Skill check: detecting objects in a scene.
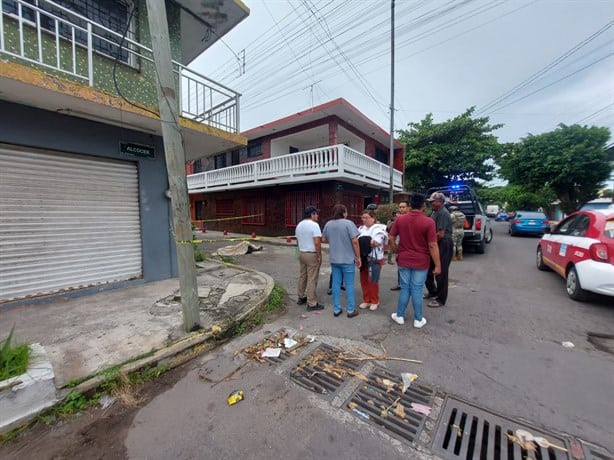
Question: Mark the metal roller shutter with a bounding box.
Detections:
[0,145,143,303]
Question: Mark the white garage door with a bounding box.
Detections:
[0,145,143,303]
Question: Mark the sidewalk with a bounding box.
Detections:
[0,233,276,430]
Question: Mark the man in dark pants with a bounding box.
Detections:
[424,192,453,307]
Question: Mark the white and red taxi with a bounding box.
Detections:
[536,209,614,301]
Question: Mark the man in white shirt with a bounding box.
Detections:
[295,206,324,311]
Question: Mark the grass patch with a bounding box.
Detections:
[219,255,236,264]
[0,327,30,382]
[231,283,286,336]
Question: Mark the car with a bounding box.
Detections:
[509,211,550,236]
[536,209,614,301]
[580,198,614,212]
[495,210,509,221]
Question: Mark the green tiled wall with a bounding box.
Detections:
[1,0,182,108]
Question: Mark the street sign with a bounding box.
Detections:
[120,142,155,159]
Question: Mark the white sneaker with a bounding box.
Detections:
[369,303,379,311]
[414,318,427,328]
[391,313,405,325]
[359,303,370,309]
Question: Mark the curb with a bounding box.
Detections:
[66,267,275,397]
[4,265,275,434]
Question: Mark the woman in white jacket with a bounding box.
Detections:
[357,209,388,311]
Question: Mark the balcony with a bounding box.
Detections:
[187,145,404,193]
[0,0,246,158]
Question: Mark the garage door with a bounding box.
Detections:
[0,145,143,303]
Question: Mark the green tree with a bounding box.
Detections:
[477,185,554,212]
[500,124,611,214]
[398,107,503,190]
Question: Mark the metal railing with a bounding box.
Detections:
[187,145,404,192]
[0,0,240,133]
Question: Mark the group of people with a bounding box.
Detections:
[295,191,459,327]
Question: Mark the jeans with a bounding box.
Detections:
[331,263,356,314]
[396,267,428,321]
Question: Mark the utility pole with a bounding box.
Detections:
[388,0,396,203]
[145,0,200,331]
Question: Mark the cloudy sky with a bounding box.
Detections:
[191,0,613,145]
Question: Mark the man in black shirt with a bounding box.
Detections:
[424,192,453,307]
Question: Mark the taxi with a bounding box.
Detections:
[536,209,614,301]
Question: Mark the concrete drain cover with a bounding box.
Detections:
[344,366,435,444]
[290,343,361,396]
[432,397,570,460]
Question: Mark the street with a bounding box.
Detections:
[2,221,613,459]
[127,222,614,457]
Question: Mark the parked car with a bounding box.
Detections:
[509,211,550,236]
[495,210,509,221]
[536,209,614,300]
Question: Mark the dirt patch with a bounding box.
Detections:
[0,360,196,460]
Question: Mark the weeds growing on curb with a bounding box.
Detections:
[231,283,286,336]
[0,326,30,382]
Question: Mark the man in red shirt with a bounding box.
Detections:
[389,194,441,328]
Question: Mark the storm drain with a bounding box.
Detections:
[432,397,570,460]
[579,441,614,460]
[290,343,361,395]
[241,330,299,364]
[344,366,436,444]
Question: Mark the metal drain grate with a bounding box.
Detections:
[432,397,570,460]
[345,366,435,444]
[580,441,614,460]
[242,331,300,364]
[290,343,361,395]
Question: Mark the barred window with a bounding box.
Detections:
[215,199,234,217]
[242,196,265,225]
[285,191,319,227]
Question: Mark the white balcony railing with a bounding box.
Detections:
[187,145,404,192]
[0,0,240,133]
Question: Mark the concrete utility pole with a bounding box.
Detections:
[389,0,396,203]
[145,0,200,331]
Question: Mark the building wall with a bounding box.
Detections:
[190,181,377,236]
[0,0,181,108]
[0,100,177,294]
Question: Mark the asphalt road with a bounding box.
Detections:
[124,222,614,458]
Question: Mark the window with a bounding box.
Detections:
[242,195,265,225]
[214,153,227,169]
[285,191,319,227]
[247,143,262,158]
[375,147,388,164]
[193,159,203,173]
[215,199,234,217]
[289,146,299,154]
[231,149,240,165]
[2,0,136,63]
[344,192,363,225]
[194,200,204,221]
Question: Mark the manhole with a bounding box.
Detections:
[344,366,435,444]
[432,397,570,460]
[290,343,362,395]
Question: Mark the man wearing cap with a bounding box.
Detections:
[424,192,454,308]
[449,205,466,261]
[295,206,324,311]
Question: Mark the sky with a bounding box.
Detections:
[190,0,614,148]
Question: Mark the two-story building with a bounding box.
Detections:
[0,0,249,304]
[187,98,405,236]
